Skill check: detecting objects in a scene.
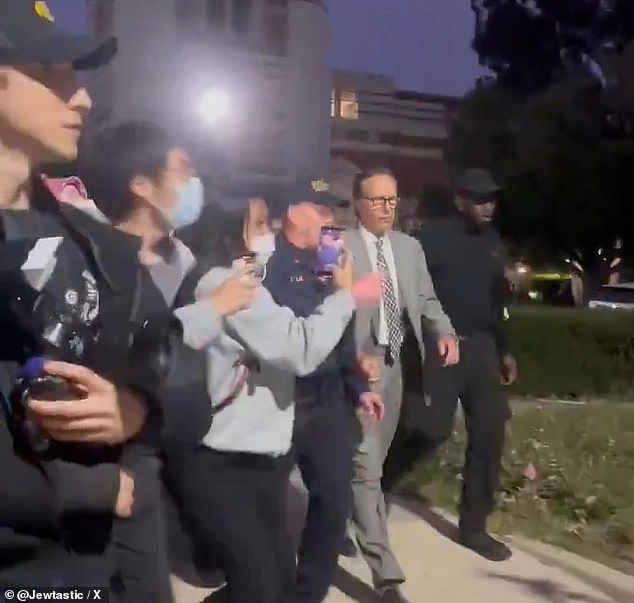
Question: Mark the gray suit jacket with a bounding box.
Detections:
[344,228,455,366]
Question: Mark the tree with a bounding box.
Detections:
[471,0,634,93]
[501,78,634,298]
[447,75,634,300]
[445,81,520,170]
[447,1,634,299]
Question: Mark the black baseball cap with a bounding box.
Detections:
[455,168,502,199]
[0,0,117,70]
[287,176,344,208]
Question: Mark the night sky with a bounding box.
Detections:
[48,0,483,96]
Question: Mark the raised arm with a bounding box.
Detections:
[225,285,356,377]
[174,269,256,351]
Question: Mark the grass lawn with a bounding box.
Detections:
[400,403,634,575]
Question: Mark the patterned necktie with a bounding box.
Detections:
[376,238,403,360]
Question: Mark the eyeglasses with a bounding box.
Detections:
[363,196,400,210]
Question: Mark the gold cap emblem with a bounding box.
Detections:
[310,179,329,193]
[34,1,55,23]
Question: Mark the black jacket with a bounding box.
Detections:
[0,181,177,586]
[263,235,367,406]
[418,216,509,356]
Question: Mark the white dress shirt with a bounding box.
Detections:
[359,225,400,346]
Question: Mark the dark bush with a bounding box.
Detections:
[508,307,634,400]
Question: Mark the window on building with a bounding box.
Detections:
[232,0,251,34]
[263,12,288,56]
[378,132,400,146]
[176,0,195,26]
[345,129,369,142]
[206,0,227,31]
[330,90,337,118]
[378,132,438,149]
[339,91,359,120]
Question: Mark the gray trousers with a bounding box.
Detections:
[350,348,405,589]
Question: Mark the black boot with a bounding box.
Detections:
[339,535,358,558]
[459,530,512,562]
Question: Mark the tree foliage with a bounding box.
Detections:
[448,1,634,293]
[471,0,634,93]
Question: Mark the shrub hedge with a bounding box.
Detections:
[507,306,634,400]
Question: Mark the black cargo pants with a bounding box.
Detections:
[383,332,510,533]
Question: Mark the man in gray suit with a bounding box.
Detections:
[344,167,459,603]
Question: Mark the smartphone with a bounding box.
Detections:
[26,376,82,401]
[316,226,345,277]
[16,375,83,454]
[236,252,266,281]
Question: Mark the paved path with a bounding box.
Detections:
[169,480,618,603]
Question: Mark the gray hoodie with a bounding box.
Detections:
[174,267,356,456]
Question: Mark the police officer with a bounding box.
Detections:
[383,169,518,562]
[264,179,384,603]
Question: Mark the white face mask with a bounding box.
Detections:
[249,231,276,264]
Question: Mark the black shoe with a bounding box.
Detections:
[459,531,513,562]
[377,586,409,602]
[339,536,358,558]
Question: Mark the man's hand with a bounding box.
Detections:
[356,353,381,383]
[28,361,147,445]
[209,272,256,317]
[358,392,384,422]
[500,353,518,385]
[437,335,460,367]
[114,469,134,519]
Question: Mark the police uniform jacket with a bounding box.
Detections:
[264,235,367,406]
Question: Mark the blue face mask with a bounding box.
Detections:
[166,176,204,230]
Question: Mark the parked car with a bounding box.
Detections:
[588,283,634,310]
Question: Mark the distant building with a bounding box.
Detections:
[86,0,331,202]
[329,70,460,201]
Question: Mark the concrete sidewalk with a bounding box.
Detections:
[170,493,622,603]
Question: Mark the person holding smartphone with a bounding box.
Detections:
[165,201,382,603]
[78,122,259,602]
[263,178,384,603]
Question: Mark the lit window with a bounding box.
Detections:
[339,91,359,120]
[330,90,337,118]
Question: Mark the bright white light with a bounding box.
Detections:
[517,264,529,275]
[199,88,230,124]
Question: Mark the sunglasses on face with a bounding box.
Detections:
[459,192,497,206]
